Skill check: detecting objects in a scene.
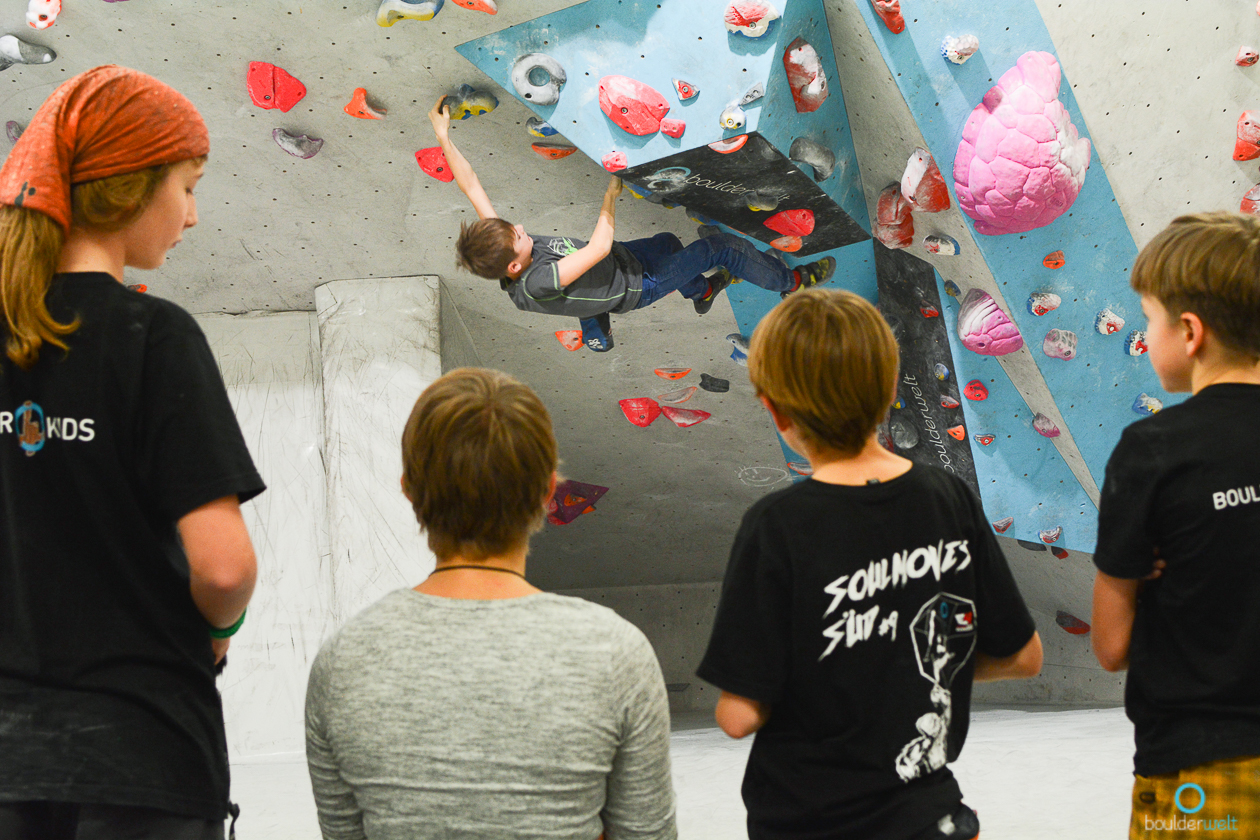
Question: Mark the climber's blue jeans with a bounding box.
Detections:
[623,232,796,309]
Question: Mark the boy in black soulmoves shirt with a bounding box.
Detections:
[1092,212,1260,837]
[698,289,1043,840]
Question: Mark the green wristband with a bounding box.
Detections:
[208,609,246,639]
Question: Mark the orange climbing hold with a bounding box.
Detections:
[532,142,578,160]
[708,135,748,154]
[345,87,386,120]
[770,235,802,252]
[654,367,691,380]
[555,330,583,351]
[947,425,965,440]
[1042,250,1065,269]
[451,0,497,12]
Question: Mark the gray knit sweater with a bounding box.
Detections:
[305,589,677,840]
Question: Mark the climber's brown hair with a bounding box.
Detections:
[455,217,517,279]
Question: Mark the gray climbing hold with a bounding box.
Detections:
[788,136,835,181]
[737,82,765,106]
[745,190,779,212]
[511,53,566,105]
[5,121,22,145]
[0,35,55,71]
[727,333,750,353]
[700,373,730,393]
[272,128,323,159]
[888,415,919,449]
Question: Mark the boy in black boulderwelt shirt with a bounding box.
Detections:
[698,289,1044,840]
[1092,212,1260,838]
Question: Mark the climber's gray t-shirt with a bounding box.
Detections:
[502,234,643,318]
[305,589,677,840]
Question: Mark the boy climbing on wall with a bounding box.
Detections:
[427,97,834,351]
[697,289,1044,840]
[1091,212,1260,838]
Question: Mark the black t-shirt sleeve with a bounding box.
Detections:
[1094,425,1159,579]
[138,304,265,521]
[697,501,793,703]
[961,482,1036,658]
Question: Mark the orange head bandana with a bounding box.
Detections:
[0,64,209,234]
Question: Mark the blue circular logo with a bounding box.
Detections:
[14,400,45,456]
[1174,783,1205,814]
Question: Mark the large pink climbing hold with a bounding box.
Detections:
[619,398,661,428]
[875,184,914,249]
[602,152,627,173]
[783,37,829,113]
[599,75,670,136]
[661,406,711,428]
[660,118,685,139]
[1242,184,1260,215]
[1235,111,1260,160]
[958,289,1024,356]
[247,62,307,113]
[901,148,950,212]
[764,209,814,237]
[869,0,905,34]
[953,51,1091,235]
[415,147,454,182]
[724,1,779,37]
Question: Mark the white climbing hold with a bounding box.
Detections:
[511,53,567,106]
[941,34,979,65]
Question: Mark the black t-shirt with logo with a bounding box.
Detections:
[1095,383,1260,777]
[698,464,1035,840]
[0,273,264,820]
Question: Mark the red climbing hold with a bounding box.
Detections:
[1043,250,1065,269]
[547,479,608,525]
[654,367,691,380]
[709,135,748,154]
[619,398,661,427]
[992,516,1013,533]
[451,0,497,12]
[764,208,814,237]
[598,75,670,136]
[602,151,628,172]
[783,37,829,113]
[415,147,454,182]
[1237,46,1259,67]
[770,235,802,252]
[875,183,914,249]
[247,62,307,112]
[1235,111,1260,160]
[973,434,995,446]
[555,330,582,351]
[946,425,965,441]
[1039,525,1063,544]
[660,118,686,139]
[661,406,711,427]
[963,380,989,400]
[870,0,906,34]
[941,395,960,409]
[1055,611,1090,635]
[1242,184,1260,216]
[1051,547,1069,559]
[532,142,578,160]
[345,87,386,120]
[919,303,940,318]
[901,148,950,212]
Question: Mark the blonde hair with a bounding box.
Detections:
[0,160,197,369]
[1131,212,1260,360]
[455,217,517,279]
[402,368,558,561]
[749,289,900,457]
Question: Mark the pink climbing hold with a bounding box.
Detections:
[619,398,661,428]
[1055,611,1090,635]
[875,184,914,249]
[1042,328,1077,360]
[602,152,628,173]
[1237,46,1259,67]
[770,235,802,252]
[1242,184,1260,215]
[661,406,711,428]
[901,148,950,212]
[1032,413,1060,438]
[954,51,1091,236]
[599,75,670,136]
[415,147,454,182]
[764,209,814,237]
[964,380,989,400]
[724,0,780,37]
[869,0,905,34]
[1234,111,1260,160]
[660,118,686,139]
[783,37,829,113]
[247,62,307,113]
[958,289,1024,356]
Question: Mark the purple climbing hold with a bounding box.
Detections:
[5,121,22,145]
[272,128,323,159]
[958,289,1024,356]
[547,479,608,525]
[1032,413,1060,438]
[1042,328,1077,361]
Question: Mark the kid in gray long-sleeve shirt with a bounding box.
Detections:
[306,589,676,840]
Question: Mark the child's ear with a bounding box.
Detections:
[758,395,793,434]
[1180,311,1207,357]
